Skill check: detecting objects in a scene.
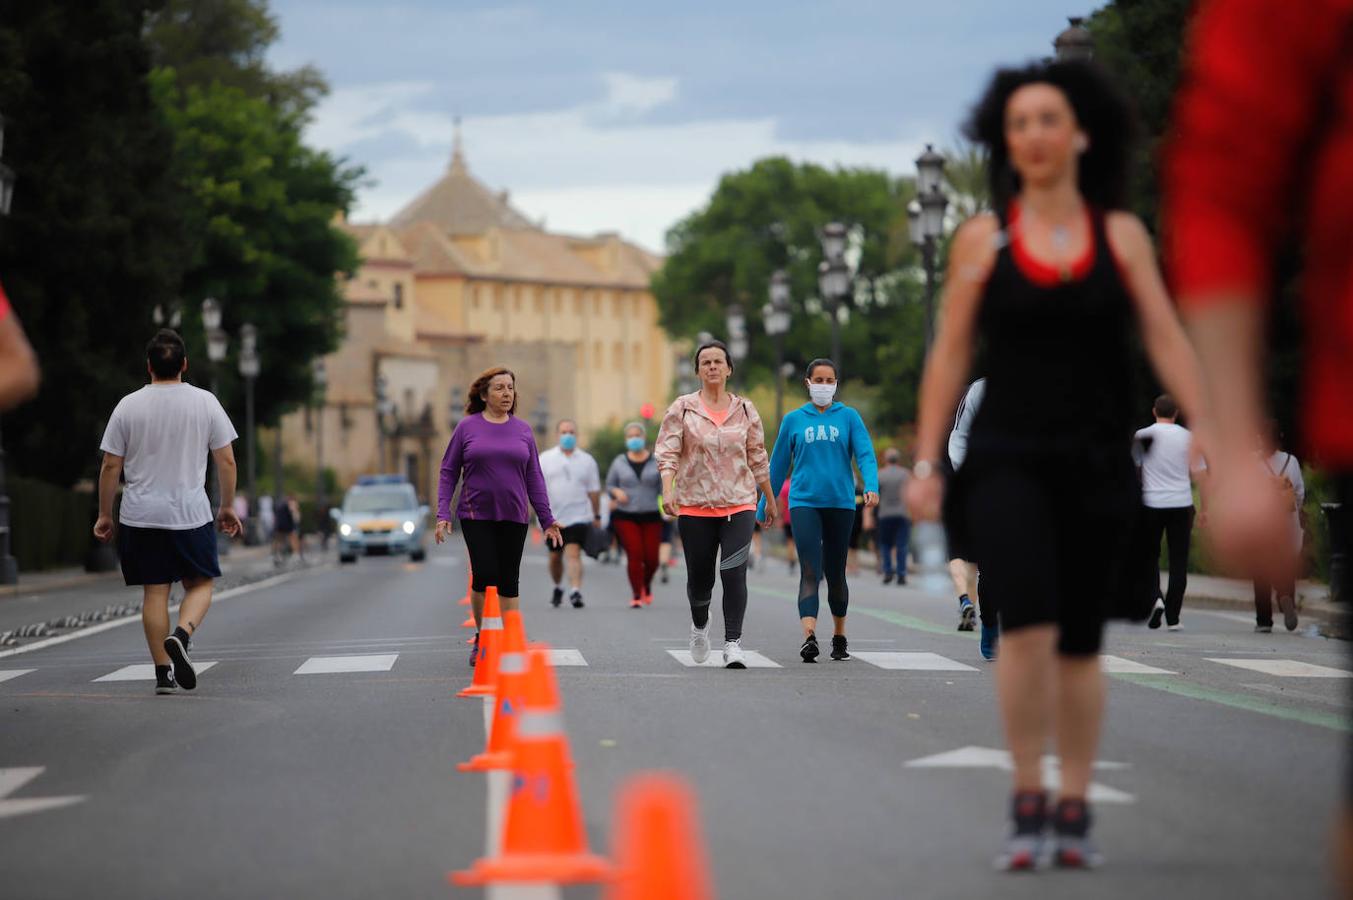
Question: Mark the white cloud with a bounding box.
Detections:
[306,76,935,253]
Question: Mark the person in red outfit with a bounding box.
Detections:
[0,281,40,411]
[1163,0,1353,890]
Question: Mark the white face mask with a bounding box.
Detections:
[808,383,837,407]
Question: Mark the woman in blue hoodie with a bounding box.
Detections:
[759,359,879,662]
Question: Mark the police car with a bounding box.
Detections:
[331,475,429,564]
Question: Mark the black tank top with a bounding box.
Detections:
[967,204,1136,457]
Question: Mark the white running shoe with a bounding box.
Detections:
[723,639,746,669]
[690,622,712,664]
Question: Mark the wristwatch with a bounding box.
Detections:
[913,459,938,481]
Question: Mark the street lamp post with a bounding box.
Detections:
[0,114,16,583]
[911,145,950,354]
[239,324,260,545]
[763,270,792,429]
[312,358,327,546]
[818,222,851,363]
[201,298,230,556]
[725,304,748,388]
[532,395,550,444]
[374,374,392,472]
[1054,16,1095,62]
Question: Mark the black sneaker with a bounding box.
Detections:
[1052,798,1103,869]
[883,572,895,585]
[469,632,479,668]
[1147,597,1166,630]
[155,667,177,695]
[958,597,976,632]
[163,634,197,690]
[830,635,851,660]
[551,587,564,608]
[1278,594,1299,631]
[570,590,585,609]
[659,566,669,584]
[800,634,820,663]
[996,791,1047,872]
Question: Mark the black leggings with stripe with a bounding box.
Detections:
[678,511,756,642]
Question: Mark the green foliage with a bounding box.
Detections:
[0,2,190,486]
[152,69,362,429]
[11,476,91,571]
[652,157,929,432]
[586,422,630,473]
[144,0,328,117]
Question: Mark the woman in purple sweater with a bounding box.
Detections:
[436,367,560,662]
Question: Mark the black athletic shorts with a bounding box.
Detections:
[552,523,590,550]
[118,522,221,586]
[461,519,528,596]
[956,448,1137,656]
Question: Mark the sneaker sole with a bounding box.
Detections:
[958,606,976,632]
[163,636,197,691]
[1148,605,1165,629]
[155,685,177,695]
[725,661,746,669]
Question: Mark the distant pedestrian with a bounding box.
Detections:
[606,421,663,608]
[946,378,998,660]
[272,492,299,564]
[257,494,275,542]
[762,358,878,663]
[540,419,601,608]
[435,367,561,666]
[656,339,775,669]
[93,329,241,695]
[1135,394,1207,631]
[1253,423,1305,633]
[908,61,1207,869]
[876,449,912,586]
[0,279,40,411]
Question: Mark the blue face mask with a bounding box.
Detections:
[559,434,577,451]
[625,436,645,452]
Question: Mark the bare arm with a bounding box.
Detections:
[907,215,998,521]
[0,315,40,412]
[212,444,238,510]
[97,453,123,521]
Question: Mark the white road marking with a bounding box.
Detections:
[0,569,312,661]
[549,649,588,667]
[93,662,218,682]
[293,654,398,675]
[429,555,462,567]
[1101,655,1177,675]
[1205,658,1352,678]
[0,669,35,684]
[906,746,1135,804]
[667,649,781,668]
[0,768,86,820]
[853,651,978,672]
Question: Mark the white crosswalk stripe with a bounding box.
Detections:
[667,649,781,668]
[549,649,588,667]
[1205,658,1352,678]
[294,654,399,675]
[0,669,35,684]
[94,663,218,682]
[853,651,978,672]
[1101,655,1177,675]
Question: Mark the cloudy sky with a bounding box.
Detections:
[269,1,1094,252]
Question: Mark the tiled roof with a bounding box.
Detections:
[388,151,538,235]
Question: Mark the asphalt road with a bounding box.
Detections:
[0,540,1345,899]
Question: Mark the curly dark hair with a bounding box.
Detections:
[964,59,1136,212]
[466,366,517,415]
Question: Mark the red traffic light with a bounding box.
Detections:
[640,402,655,420]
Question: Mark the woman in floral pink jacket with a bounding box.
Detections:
[656,339,776,669]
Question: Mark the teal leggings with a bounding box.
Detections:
[790,506,855,620]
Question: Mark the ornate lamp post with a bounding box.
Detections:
[200,297,229,555]
[239,324,260,545]
[311,358,326,543]
[763,270,792,429]
[726,304,748,388]
[531,394,550,444]
[1054,16,1095,62]
[911,145,950,354]
[817,222,851,363]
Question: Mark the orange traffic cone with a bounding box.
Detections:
[459,587,503,698]
[452,647,611,886]
[461,612,476,629]
[459,566,472,607]
[459,612,530,771]
[604,775,714,900]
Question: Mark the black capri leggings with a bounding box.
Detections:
[678,511,756,642]
[460,519,529,597]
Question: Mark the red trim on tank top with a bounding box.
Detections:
[1007,201,1096,287]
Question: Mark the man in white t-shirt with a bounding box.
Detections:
[93,329,241,694]
[539,419,600,608]
[1135,394,1206,630]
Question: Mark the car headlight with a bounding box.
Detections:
[339,523,352,537]
[402,521,416,535]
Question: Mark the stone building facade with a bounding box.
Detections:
[279,135,674,503]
